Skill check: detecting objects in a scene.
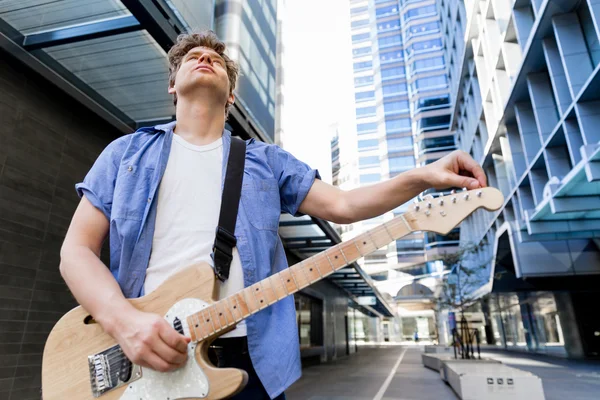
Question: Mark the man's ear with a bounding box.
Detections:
[228,93,235,106]
[168,85,176,95]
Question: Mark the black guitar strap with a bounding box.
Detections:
[213,137,246,282]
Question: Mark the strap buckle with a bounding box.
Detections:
[212,226,237,282]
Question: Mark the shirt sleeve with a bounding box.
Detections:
[269,145,321,217]
[75,136,130,220]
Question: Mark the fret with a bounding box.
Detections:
[352,238,365,257]
[208,307,223,331]
[187,314,200,341]
[269,275,286,300]
[298,263,314,284]
[366,229,385,249]
[304,261,321,282]
[324,253,336,272]
[326,248,345,269]
[201,309,217,335]
[251,283,268,309]
[262,279,278,304]
[313,260,323,279]
[221,299,235,325]
[399,214,413,233]
[243,288,259,313]
[382,222,395,242]
[356,234,377,254]
[291,265,309,288]
[276,272,291,297]
[226,297,242,323]
[340,241,361,261]
[234,292,250,317]
[280,268,300,295]
[214,303,228,328]
[196,314,209,339]
[338,246,349,264]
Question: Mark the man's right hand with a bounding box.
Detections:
[106,308,191,372]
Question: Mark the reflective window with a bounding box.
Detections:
[385,118,411,132]
[376,5,399,18]
[384,100,410,113]
[378,35,402,48]
[413,75,448,90]
[360,173,381,183]
[382,83,408,96]
[377,20,401,31]
[410,38,443,53]
[407,21,440,37]
[413,56,445,72]
[351,19,369,28]
[358,139,379,150]
[387,136,413,151]
[351,6,369,15]
[352,32,371,43]
[354,60,373,71]
[295,293,323,348]
[356,106,377,117]
[354,75,375,86]
[418,114,451,131]
[353,46,372,57]
[357,122,378,133]
[404,5,436,21]
[381,66,406,79]
[416,94,450,109]
[359,156,380,168]
[355,90,375,101]
[389,156,415,172]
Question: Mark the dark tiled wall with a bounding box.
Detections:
[0,50,119,400]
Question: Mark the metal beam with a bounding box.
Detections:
[550,195,600,213]
[23,15,142,50]
[585,160,600,182]
[279,220,315,227]
[120,0,182,52]
[526,219,600,235]
[0,18,134,133]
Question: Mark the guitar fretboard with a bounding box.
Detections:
[185,212,415,342]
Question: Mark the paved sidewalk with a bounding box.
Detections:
[286,345,457,400]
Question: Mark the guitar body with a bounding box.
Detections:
[41,263,248,400]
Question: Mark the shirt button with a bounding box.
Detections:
[147,197,152,203]
[127,166,133,172]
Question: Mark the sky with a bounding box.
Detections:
[281,0,356,184]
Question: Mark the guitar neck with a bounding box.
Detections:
[185,213,415,342]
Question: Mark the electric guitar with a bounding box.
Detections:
[41,187,504,399]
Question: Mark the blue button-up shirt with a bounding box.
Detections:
[75,121,320,398]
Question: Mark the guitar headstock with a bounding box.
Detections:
[406,187,504,234]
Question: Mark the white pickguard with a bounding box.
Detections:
[121,298,210,400]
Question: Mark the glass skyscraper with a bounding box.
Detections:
[342,0,458,302]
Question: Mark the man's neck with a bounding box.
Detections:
[173,100,226,146]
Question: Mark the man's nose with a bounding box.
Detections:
[198,53,212,64]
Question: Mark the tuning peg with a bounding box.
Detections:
[462,187,467,191]
[439,199,444,206]
[450,189,456,194]
[414,204,420,211]
[425,210,431,216]
[427,202,432,208]
[477,191,482,197]
[464,193,470,200]
[452,197,457,203]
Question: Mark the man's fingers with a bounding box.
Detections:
[144,350,180,372]
[159,322,190,354]
[457,152,487,188]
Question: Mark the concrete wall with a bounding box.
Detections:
[0,50,118,400]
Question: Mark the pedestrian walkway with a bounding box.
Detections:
[286,345,457,400]
[287,345,600,400]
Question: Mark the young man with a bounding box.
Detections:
[59,31,487,399]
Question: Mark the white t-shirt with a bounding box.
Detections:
[144,133,246,337]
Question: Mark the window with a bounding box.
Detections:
[353,60,373,71]
[357,122,378,133]
[351,6,368,15]
[351,19,369,29]
[413,75,448,91]
[421,136,455,150]
[389,156,415,172]
[356,106,377,117]
[416,94,450,110]
[295,293,323,348]
[413,56,445,72]
[354,75,374,86]
[381,66,405,79]
[378,35,402,48]
[378,20,400,31]
[418,115,451,132]
[352,32,370,43]
[384,100,409,113]
[404,5,436,21]
[385,118,411,132]
[410,38,442,53]
[376,5,399,17]
[359,156,380,168]
[353,46,371,57]
[358,139,379,150]
[380,50,403,63]
[382,83,407,96]
[355,90,375,101]
[407,21,440,37]
[360,173,381,184]
[387,136,413,151]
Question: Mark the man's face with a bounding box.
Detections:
[168,46,234,107]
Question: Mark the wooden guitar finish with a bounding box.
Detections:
[41,187,504,400]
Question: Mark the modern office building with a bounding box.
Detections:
[0,1,394,398]
[346,0,459,340]
[439,0,600,358]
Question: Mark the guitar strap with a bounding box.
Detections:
[212,136,246,282]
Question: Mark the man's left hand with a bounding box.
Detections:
[422,150,487,190]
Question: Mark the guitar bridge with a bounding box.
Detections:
[88,345,142,397]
